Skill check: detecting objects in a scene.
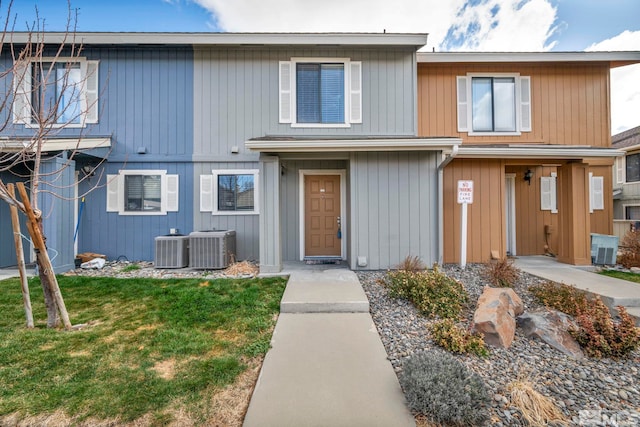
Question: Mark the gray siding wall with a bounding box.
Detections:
[193,46,417,161]
[279,159,348,261]
[193,162,260,261]
[349,151,439,270]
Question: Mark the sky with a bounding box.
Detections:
[5,0,639,133]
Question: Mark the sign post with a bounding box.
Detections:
[457,180,473,269]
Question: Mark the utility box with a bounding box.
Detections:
[189,230,236,269]
[590,233,619,265]
[155,235,189,268]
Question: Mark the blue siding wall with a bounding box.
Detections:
[0,168,30,268]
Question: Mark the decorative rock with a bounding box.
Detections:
[517,310,585,359]
[473,287,524,348]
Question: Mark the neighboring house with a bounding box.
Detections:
[612,126,640,220]
[1,33,638,273]
[417,52,640,265]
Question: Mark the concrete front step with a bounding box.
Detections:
[279,269,370,313]
[625,306,640,326]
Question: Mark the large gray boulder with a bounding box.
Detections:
[473,287,524,348]
[517,310,584,359]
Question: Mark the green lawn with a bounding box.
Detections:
[0,274,287,424]
[599,269,640,283]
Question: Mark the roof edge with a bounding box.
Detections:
[418,51,640,65]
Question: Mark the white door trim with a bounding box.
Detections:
[298,169,347,260]
[505,173,517,256]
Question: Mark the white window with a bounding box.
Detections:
[540,173,557,213]
[13,57,99,127]
[457,73,531,135]
[589,173,604,213]
[279,58,361,128]
[106,170,179,215]
[200,169,259,215]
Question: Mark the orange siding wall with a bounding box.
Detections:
[506,165,560,256]
[589,165,614,235]
[418,63,611,147]
[443,159,505,263]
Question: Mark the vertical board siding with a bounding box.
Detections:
[279,159,347,261]
[79,161,194,262]
[0,168,30,268]
[443,159,505,263]
[193,47,417,160]
[589,165,614,235]
[193,162,260,261]
[350,152,438,270]
[418,63,611,147]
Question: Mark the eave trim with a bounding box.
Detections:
[457,146,624,159]
[245,138,462,153]
[0,137,112,153]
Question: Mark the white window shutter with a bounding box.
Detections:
[616,157,625,184]
[590,174,604,212]
[520,76,532,132]
[550,173,557,213]
[456,76,468,132]
[13,61,31,124]
[85,60,99,124]
[200,174,213,212]
[165,174,179,212]
[279,61,292,123]
[106,174,120,212]
[349,61,362,124]
[540,176,552,211]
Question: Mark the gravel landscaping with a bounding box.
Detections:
[358,265,640,426]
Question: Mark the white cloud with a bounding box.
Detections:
[587,30,640,134]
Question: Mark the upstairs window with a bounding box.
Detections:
[626,153,640,183]
[13,57,99,127]
[279,58,361,128]
[457,73,531,135]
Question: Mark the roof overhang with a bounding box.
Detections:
[417,51,640,67]
[457,145,624,159]
[245,137,461,153]
[0,137,111,153]
[8,32,429,48]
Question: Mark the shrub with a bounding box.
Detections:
[395,255,426,272]
[428,319,489,357]
[530,281,640,358]
[482,258,520,287]
[529,281,589,317]
[618,230,640,268]
[569,300,640,358]
[399,351,490,426]
[386,266,468,319]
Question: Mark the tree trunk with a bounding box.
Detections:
[7,184,34,328]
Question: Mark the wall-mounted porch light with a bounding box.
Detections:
[524,169,533,185]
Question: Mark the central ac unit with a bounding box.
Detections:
[189,230,236,269]
[155,235,189,268]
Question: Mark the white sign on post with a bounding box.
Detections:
[457,180,473,269]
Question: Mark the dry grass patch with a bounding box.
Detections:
[507,377,568,427]
[224,261,259,276]
[152,358,177,380]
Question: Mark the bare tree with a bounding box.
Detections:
[0,1,107,329]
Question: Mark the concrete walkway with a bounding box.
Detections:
[244,263,414,427]
[514,256,640,324]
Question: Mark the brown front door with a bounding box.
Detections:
[304,174,341,257]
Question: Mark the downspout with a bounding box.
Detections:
[437,145,458,265]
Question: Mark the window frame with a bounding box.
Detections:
[459,72,530,136]
[624,204,640,220]
[625,152,640,183]
[13,56,99,128]
[280,57,361,129]
[106,170,179,216]
[204,169,260,216]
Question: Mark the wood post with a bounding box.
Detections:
[7,184,34,329]
[15,182,72,330]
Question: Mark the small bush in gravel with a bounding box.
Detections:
[395,255,426,272]
[570,299,640,358]
[482,258,519,287]
[399,351,490,426]
[428,319,489,357]
[529,281,589,317]
[618,230,640,268]
[387,266,468,319]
